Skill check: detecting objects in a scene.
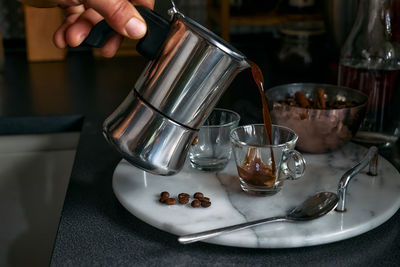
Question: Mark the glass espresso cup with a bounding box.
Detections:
[189,108,240,171]
[230,124,306,195]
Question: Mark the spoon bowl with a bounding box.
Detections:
[178,192,339,244]
[288,192,339,220]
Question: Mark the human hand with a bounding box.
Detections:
[21,0,155,57]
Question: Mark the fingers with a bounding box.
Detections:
[54,6,103,48]
[84,0,151,39]
[53,5,85,48]
[53,0,156,55]
[55,8,123,55]
[64,8,103,47]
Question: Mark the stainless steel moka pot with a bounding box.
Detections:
[85,1,249,175]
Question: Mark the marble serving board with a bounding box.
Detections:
[112,142,400,248]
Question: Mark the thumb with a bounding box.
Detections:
[84,0,148,39]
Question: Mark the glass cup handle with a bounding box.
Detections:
[282,150,306,180]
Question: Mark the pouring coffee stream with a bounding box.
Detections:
[239,61,277,183]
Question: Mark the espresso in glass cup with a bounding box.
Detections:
[230,124,306,195]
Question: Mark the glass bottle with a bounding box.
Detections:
[338,0,400,146]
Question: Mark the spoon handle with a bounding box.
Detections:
[178,216,287,244]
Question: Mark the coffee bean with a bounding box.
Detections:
[178,193,190,199]
[194,192,204,199]
[201,201,211,208]
[159,191,211,208]
[198,197,210,202]
[191,199,201,208]
[160,191,170,198]
[165,198,177,205]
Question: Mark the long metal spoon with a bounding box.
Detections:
[178,192,339,244]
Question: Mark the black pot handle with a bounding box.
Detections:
[83,6,170,59]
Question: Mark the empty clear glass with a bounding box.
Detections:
[189,108,240,171]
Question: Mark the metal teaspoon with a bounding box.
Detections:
[178,192,339,244]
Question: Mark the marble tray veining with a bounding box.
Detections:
[112,143,400,248]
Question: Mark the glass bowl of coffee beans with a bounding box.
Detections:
[265,83,368,153]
